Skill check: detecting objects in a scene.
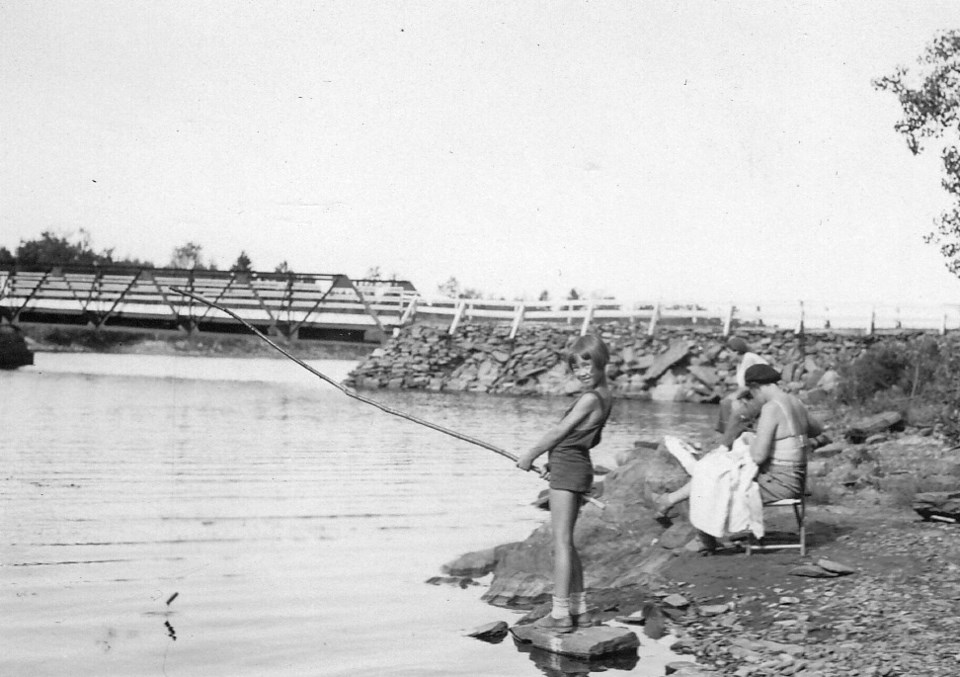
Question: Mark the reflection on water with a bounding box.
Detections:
[2,353,716,677]
[516,641,640,677]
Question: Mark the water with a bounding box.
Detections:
[2,353,715,677]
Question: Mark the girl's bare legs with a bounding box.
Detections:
[550,489,582,601]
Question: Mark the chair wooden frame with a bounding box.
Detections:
[745,492,806,556]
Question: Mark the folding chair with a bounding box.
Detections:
[745,488,806,556]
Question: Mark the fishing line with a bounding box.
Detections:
[168,286,605,509]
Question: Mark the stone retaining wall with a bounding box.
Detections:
[345,321,934,403]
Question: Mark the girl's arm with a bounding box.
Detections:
[749,402,778,466]
[516,393,600,471]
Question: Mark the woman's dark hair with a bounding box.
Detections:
[567,334,610,370]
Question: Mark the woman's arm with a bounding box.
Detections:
[516,393,600,470]
[749,402,778,466]
[805,412,824,438]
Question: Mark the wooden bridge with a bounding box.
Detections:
[0,265,417,343]
[2,264,957,342]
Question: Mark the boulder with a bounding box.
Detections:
[479,444,689,607]
[640,603,668,638]
[665,661,715,676]
[441,546,499,577]
[467,620,509,642]
[644,341,692,382]
[817,369,841,392]
[424,575,479,588]
[687,365,719,387]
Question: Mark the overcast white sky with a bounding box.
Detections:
[3,1,960,306]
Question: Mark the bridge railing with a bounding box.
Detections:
[400,295,960,337]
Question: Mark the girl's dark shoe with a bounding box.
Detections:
[533,614,574,633]
[572,610,597,628]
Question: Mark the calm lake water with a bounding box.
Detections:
[2,352,715,677]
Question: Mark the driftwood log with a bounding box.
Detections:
[845,411,905,444]
[913,491,960,522]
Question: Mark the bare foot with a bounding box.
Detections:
[652,493,674,520]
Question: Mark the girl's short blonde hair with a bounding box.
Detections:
[567,334,610,370]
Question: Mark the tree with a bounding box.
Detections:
[437,276,461,298]
[364,266,382,280]
[10,229,134,266]
[0,231,153,267]
[437,275,483,299]
[169,242,205,269]
[874,30,960,277]
[230,251,253,272]
[274,260,292,274]
[15,230,98,266]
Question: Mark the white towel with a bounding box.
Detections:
[664,435,764,539]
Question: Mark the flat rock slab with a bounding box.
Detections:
[510,623,639,659]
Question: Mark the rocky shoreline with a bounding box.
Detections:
[442,425,960,676]
[345,321,944,404]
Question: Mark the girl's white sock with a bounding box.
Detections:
[570,591,587,614]
[550,595,571,619]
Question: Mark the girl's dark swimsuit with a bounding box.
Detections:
[547,390,612,493]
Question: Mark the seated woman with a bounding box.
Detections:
[745,363,822,502]
[654,363,822,521]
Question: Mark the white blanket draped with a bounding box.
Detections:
[663,435,765,539]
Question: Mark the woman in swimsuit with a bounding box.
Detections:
[517,334,612,633]
[743,363,822,502]
[654,364,822,520]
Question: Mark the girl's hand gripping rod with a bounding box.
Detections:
[167,286,605,510]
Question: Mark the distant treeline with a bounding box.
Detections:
[0,230,280,273]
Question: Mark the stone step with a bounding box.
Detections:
[509,623,639,659]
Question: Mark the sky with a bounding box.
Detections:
[3,1,960,307]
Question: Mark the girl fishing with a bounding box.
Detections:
[517,334,612,632]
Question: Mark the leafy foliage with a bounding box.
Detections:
[874,30,960,277]
[2,230,152,267]
[230,250,253,272]
[169,242,206,269]
[835,343,911,404]
[437,276,482,299]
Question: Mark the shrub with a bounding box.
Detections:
[835,342,911,404]
[834,335,960,442]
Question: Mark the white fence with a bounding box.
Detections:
[399,295,960,338]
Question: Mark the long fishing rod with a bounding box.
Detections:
[168,286,604,509]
